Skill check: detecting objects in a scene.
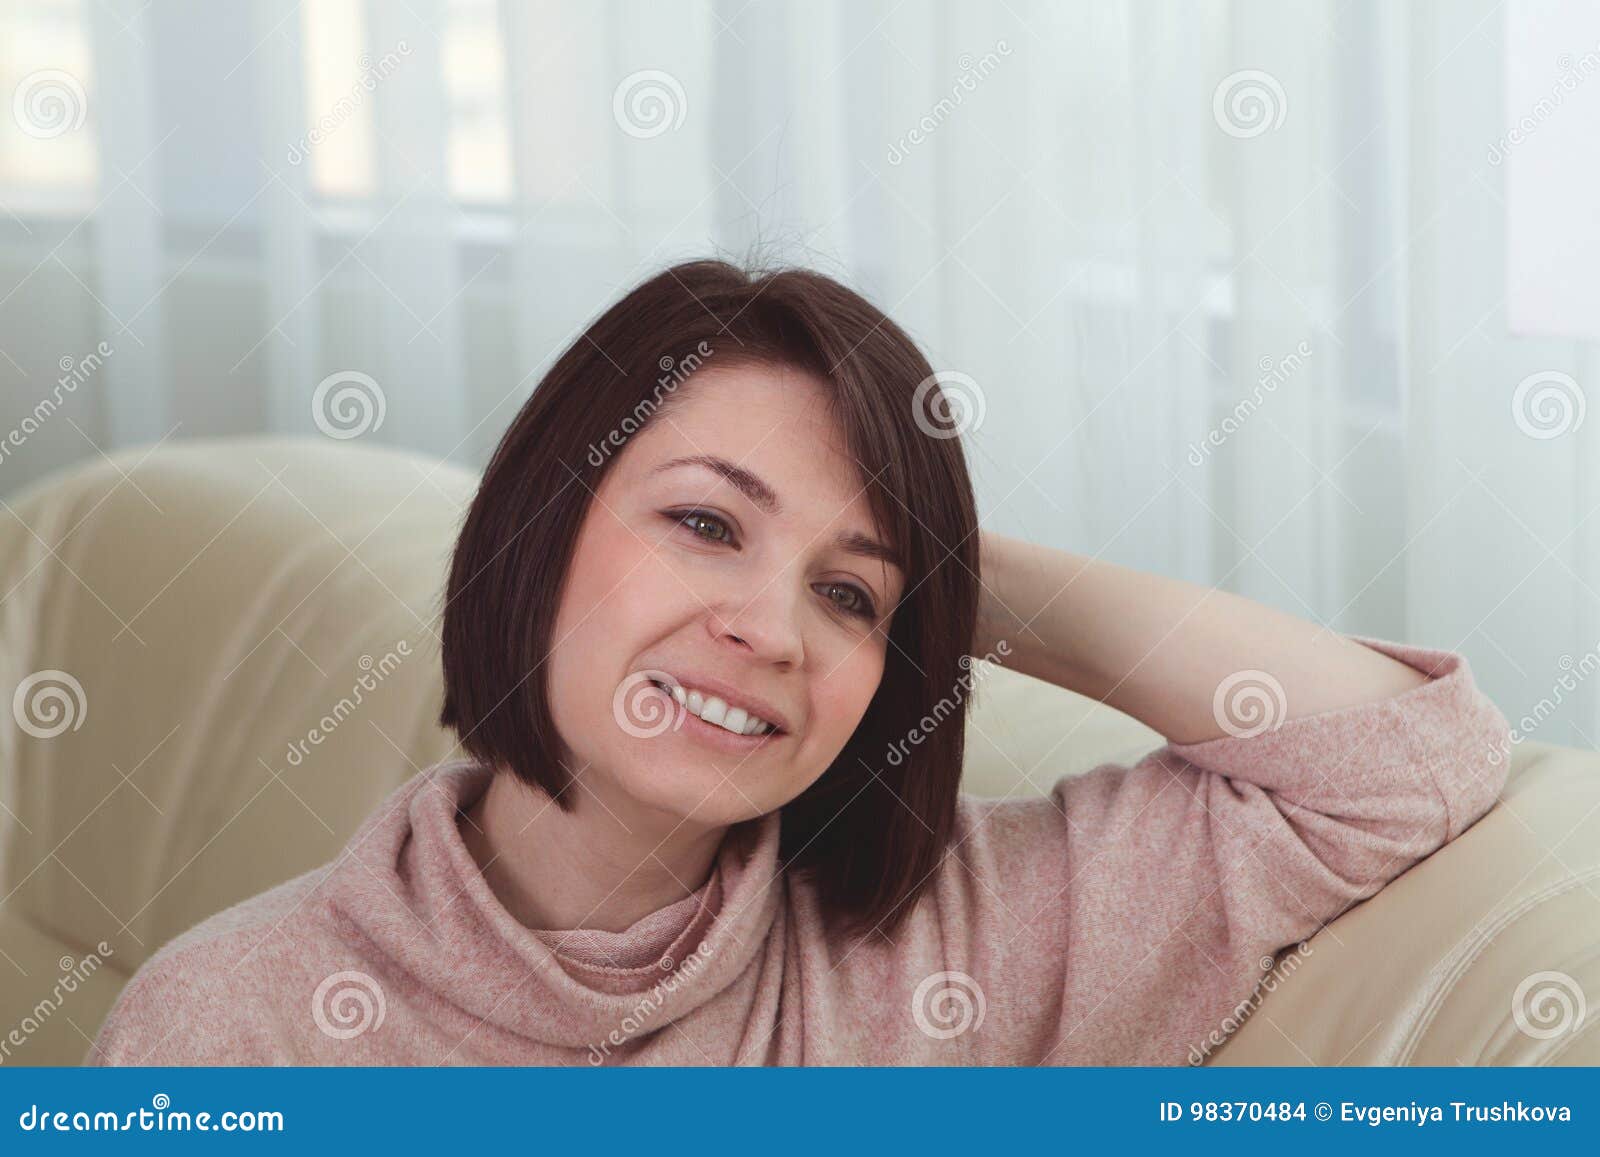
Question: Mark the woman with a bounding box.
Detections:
[88,260,1510,1065]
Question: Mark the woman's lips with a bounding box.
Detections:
[667,702,785,753]
[647,677,785,738]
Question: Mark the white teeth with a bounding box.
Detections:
[654,680,777,736]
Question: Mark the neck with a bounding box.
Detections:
[460,769,727,934]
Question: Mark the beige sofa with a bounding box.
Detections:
[1,437,1596,1066]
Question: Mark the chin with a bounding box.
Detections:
[607,741,799,828]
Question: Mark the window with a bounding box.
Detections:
[300,0,512,204]
[0,0,96,212]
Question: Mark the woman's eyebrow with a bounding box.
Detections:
[652,454,779,513]
[833,528,901,570]
[649,453,901,570]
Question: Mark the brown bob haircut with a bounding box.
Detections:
[438,258,979,939]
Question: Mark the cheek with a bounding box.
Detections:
[558,514,661,633]
[549,515,686,700]
[810,645,886,746]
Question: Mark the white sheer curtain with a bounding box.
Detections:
[1,0,1597,747]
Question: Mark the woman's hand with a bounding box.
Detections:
[971,530,1427,744]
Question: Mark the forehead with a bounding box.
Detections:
[656,361,840,442]
[620,363,873,514]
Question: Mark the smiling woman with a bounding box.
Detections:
[85,259,1512,1068]
[437,260,981,938]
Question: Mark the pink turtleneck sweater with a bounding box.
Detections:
[85,635,1510,1065]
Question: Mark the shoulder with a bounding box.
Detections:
[947,789,1075,877]
[87,865,340,1065]
[829,791,1076,946]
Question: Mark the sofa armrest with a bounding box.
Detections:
[1209,740,1600,1065]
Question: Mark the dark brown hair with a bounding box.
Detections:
[438,259,979,940]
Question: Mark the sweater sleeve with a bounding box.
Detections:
[949,633,1511,1065]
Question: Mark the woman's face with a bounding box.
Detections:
[544,361,904,830]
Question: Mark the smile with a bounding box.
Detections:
[649,679,781,737]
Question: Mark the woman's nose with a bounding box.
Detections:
[708,575,804,667]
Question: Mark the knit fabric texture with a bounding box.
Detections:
[86,634,1511,1065]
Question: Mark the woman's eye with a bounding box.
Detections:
[820,581,877,620]
[673,510,734,545]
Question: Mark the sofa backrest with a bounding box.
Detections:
[0,437,1157,980]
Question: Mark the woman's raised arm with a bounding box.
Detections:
[933,532,1512,1063]
[973,531,1429,744]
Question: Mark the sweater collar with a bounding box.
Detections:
[327,760,782,1051]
